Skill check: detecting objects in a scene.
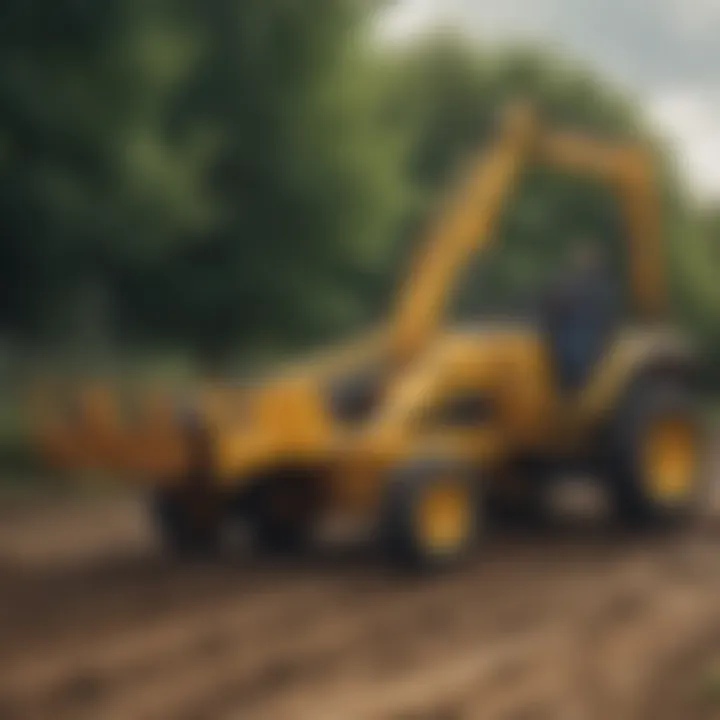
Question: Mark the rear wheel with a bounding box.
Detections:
[608,378,703,528]
[381,460,481,572]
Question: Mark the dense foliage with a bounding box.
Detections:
[0,1,714,371]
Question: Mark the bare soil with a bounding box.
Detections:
[1,477,720,720]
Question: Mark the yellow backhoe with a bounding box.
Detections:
[31,105,703,570]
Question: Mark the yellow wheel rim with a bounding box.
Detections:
[642,416,697,503]
[415,480,471,554]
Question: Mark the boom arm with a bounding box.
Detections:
[389,106,664,364]
[389,107,536,363]
[537,131,664,317]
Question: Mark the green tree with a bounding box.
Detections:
[0,0,209,350]
[122,0,406,368]
[677,205,720,367]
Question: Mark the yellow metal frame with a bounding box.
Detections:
[31,104,674,498]
[390,104,663,366]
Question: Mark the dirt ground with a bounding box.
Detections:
[1,475,720,720]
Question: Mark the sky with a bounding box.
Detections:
[377,0,720,201]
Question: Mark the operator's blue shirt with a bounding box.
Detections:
[542,268,618,390]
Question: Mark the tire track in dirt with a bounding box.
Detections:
[0,555,393,714]
[2,499,720,720]
[0,534,625,717]
[0,548,385,657]
[35,544,677,718]
[243,539,720,720]
[234,556,672,719]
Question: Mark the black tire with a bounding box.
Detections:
[254,512,312,555]
[485,460,552,530]
[380,459,481,573]
[607,377,703,529]
[151,487,221,558]
[250,473,319,556]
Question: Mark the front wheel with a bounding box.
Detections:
[380,460,481,573]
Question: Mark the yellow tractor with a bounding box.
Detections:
[31,105,704,570]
